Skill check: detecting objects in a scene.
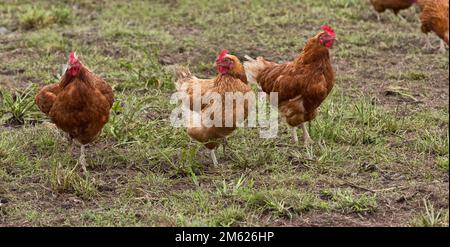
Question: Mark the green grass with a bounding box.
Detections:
[18,6,71,30]
[0,84,38,124]
[0,0,448,226]
[322,188,378,213]
[411,199,449,227]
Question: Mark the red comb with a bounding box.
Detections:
[68,52,78,64]
[216,49,229,62]
[321,25,336,38]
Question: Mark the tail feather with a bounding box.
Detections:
[243,55,267,85]
[35,84,60,115]
[172,65,193,91]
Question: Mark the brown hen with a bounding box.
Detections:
[174,50,251,165]
[35,52,114,172]
[244,25,336,145]
[370,0,417,20]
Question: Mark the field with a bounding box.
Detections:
[0,0,448,226]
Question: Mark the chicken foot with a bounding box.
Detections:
[422,35,433,50]
[423,35,447,53]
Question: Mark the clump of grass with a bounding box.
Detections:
[322,188,378,213]
[81,208,142,226]
[209,205,246,226]
[313,93,399,145]
[19,7,52,30]
[403,71,428,81]
[52,7,71,25]
[49,162,97,199]
[411,199,449,227]
[23,209,51,226]
[0,85,38,125]
[436,156,449,172]
[389,70,428,81]
[216,174,251,197]
[240,188,328,218]
[104,96,150,143]
[177,146,203,178]
[19,6,71,30]
[414,130,449,156]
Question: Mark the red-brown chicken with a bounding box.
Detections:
[244,25,336,145]
[416,0,449,53]
[370,0,417,20]
[35,52,114,172]
[174,50,251,165]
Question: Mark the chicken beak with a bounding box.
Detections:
[331,38,338,48]
[215,60,225,67]
[62,64,69,74]
[326,37,337,48]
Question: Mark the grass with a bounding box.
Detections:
[411,199,449,227]
[19,6,71,30]
[322,188,378,213]
[0,84,37,125]
[0,0,448,226]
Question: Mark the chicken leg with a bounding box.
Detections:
[210,149,218,166]
[439,40,447,54]
[301,123,313,145]
[79,144,88,173]
[223,137,228,156]
[291,127,299,144]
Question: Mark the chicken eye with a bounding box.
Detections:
[320,37,325,44]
